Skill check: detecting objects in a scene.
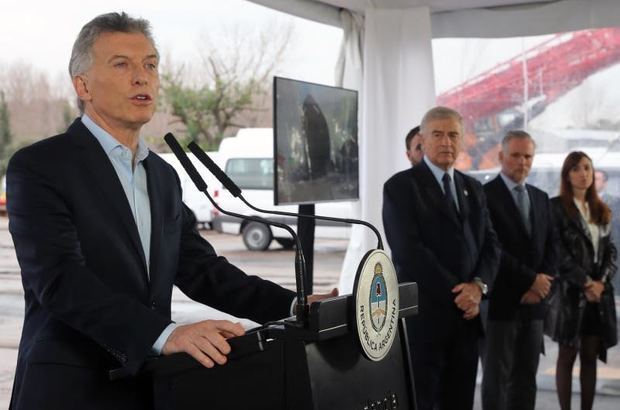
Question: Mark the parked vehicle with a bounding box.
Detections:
[159,151,222,229]
[211,128,352,251]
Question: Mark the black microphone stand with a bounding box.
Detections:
[164,133,309,325]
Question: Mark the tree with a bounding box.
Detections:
[0,90,12,151]
[161,23,293,150]
[0,62,75,142]
[0,90,14,176]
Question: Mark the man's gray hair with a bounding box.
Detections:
[501,130,536,153]
[420,106,463,134]
[69,12,157,112]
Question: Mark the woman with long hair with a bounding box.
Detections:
[548,151,617,409]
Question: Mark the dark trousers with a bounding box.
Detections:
[480,312,543,410]
[411,317,479,410]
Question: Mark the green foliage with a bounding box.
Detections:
[0,140,31,178]
[161,67,265,151]
[59,101,76,134]
[0,91,12,152]
[160,23,292,151]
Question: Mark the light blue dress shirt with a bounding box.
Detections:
[81,115,174,354]
[423,156,460,212]
[499,172,530,211]
[81,115,151,272]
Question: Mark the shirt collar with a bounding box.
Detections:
[81,114,150,163]
[424,155,455,183]
[499,172,526,191]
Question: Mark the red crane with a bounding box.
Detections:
[437,28,620,130]
[436,28,620,169]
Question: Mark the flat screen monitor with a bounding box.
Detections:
[273,77,359,205]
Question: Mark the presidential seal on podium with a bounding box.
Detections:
[353,249,399,362]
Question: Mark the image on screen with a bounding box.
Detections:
[274,77,359,205]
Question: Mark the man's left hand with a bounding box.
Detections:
[452,282,482,313]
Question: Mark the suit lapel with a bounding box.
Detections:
[68,120,148,278]
[494,176,530,238]
[144,155,163,289]
[568,202,594,245]
[454,172,470,221]
[417,162,460,227]
[525,185,539,238]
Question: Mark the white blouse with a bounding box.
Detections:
[573,198,600,262]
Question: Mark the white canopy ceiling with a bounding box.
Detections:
[250,0,620,37]
[310,0,556,13]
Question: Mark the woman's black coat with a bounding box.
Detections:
[547,197,617,361]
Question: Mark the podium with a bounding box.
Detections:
[145,282,418,410]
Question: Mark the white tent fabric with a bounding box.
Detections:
[334,9,365,294]
[335,9,364,89]
[338,7,436,293]
[250,0,620,37]
[432,0,620,38]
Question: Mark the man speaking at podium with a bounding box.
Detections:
[383,106,500,410]
[6,12,334,410]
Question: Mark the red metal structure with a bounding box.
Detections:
[436,28,620,169]
[438,28,620,131]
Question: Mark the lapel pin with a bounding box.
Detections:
[464,189,469,196]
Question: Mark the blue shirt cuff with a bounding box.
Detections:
[152,323,178,355]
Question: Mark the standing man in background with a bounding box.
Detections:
[383,106,500,410]
[481,130,556,410]
[405,125,424,166]
[595,169,620,292]
[7,12,333,410]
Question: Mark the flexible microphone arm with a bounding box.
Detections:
[164,133,309,325]
[187,141,384,250]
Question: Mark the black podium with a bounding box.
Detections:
[146,282,418,410]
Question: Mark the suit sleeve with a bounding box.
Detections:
[173,196,296,325]
[470,182,501,293]
[7,148,171,374]
[497,193,557,296]
[540,195,559,278]
[498,253,536,296]
[383,175,460,305]
[600,233,617,284]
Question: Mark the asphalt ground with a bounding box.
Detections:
[0,217,618,409]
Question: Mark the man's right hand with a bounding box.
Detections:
[530,273,553,298]
[520,289,542,304]
[162,320,245,368]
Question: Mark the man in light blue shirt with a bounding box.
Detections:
[7,12,335,409]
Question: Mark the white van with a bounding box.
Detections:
[159,151,222,229]
[211,128,352,250]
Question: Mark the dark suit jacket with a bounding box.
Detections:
[382,161,500,341]
[7,119,295,409]
[483,176,557,321]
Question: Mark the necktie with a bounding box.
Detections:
[442,173,458,213]
[514,185,531,235]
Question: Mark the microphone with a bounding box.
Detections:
[163,133,309,325]
[186,141,384,250]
